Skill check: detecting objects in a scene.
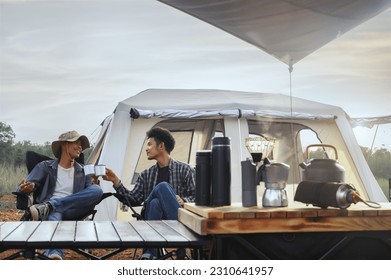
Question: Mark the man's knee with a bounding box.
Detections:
[154,182,171,194]
[90,184,103,198]
[148,198,161,209]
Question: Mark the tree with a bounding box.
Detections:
[0,122,16,164]
[0,122,15,143]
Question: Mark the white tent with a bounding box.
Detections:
[90,89,387,221]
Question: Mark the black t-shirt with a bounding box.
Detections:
[157,165,169,184]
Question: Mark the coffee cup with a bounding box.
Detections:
[94,164,106,177]
[84,164,95,176]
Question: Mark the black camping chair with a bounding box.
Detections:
[13,151,113,221]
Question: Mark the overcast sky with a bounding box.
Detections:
[0,0,390,149]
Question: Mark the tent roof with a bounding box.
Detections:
[116,88,344,120]
[158,0,391,65]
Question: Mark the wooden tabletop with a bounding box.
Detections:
[179,202,391,235]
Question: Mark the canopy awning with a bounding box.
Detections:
[158,0,391,66]
[351,115,391,128]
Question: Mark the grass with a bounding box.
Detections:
[0,164,27,196]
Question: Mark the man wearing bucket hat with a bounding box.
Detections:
[17,130,103,260]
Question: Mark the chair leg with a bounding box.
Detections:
[4,249,49,260]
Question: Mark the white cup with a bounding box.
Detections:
[94,164,106,177]
[84,164,95,176]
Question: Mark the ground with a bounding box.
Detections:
[0,194,143,260]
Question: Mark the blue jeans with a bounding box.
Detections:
[144,182,181,220]
[44,184,102,258]
[48,184,103,220]
[143,182,181,259]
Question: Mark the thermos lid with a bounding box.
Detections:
[196,150,212,155]
[212,137,231,146]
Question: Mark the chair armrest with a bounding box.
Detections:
[12,191,33,211]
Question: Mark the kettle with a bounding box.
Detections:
[299,144,345,183]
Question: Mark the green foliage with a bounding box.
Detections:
[0,122,94,195]
[361,147,391,179]
[377,177,390,200]
[0,122,16,165]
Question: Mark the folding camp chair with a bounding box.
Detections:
[13,151,114,221]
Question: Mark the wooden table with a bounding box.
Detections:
[0,220,211,260]
[179,202,391,259]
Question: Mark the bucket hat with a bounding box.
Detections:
[51,130,90,158]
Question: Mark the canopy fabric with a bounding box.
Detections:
[130,108,336,120]
[158,0,391,65]
[117,89,343,116]
[351,115,391,128]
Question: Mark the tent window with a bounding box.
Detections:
[298,129,322,150]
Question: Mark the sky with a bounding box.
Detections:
[0,0,390,150]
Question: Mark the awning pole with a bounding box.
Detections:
[288,60,299,191]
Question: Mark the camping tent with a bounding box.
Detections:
[90,89,387,221]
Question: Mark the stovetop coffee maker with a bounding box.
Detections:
[244,136,290,207]
[259,160,290,207]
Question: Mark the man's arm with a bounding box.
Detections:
[182,165,196,203]
[103,167,145,206]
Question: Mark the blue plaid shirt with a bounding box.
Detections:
[115,159,195,206]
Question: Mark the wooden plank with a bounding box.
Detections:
[51,221,76,245]
[270,211,287,219]
[318,208,348,217]
[75,221,97,246]
[3,221,40,245]
[185,202,391,220]
[254,210,271,218]
[196,216,391,235]
[184,203,237,219]
[285,209,303,218]
[130,221,166,246]
[111,221,144,246]
[0,221,22,241]
[27,221,59,247]
[94,221,120,245]
[178,208,208,236]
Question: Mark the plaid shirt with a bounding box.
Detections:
[115,159,195,206]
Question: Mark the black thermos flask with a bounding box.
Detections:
[195,150,212,206]
[211,137,231,206]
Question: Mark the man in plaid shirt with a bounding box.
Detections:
[104,127,195,221]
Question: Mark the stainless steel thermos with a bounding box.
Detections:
[195,150,212,206]
[211,137,231,206]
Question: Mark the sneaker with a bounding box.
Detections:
[48,253,63,260]
[29,202,52,221]
[45,249,64,260]
[140,252,157,260]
